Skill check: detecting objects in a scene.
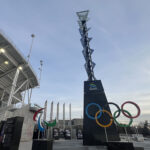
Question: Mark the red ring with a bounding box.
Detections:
[121,101,141,119]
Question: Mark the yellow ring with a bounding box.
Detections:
[95,109,113,128]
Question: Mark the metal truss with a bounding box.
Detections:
[0,50,33,107]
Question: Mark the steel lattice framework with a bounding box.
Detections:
[0,31,38,108]
[77,10,96,81]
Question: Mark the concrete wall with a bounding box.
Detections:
[58,119,83,129]
[0,105,35,150]
[72,119,83,126]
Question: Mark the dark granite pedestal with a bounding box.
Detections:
[106,142,135,150]
[32,139,53,150]
[83,80,120,145]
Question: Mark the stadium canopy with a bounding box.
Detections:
[0,32,38,107]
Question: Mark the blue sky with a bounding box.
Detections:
[1,0,150,123]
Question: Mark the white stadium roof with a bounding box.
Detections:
[0,31,38,105]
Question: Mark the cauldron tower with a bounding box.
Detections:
[77,10,120,145]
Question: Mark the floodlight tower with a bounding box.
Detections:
[27,34,35,63]
[77,10,120,145]
[38,60,43,85]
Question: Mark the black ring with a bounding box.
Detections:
[104,102,121,118]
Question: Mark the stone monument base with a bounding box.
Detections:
[32,139,53,150]
[106,142,134,150]
[83,80,120,145]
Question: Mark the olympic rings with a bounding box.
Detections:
[95,109,113,128]
[85,100,140,128]
[86,103,102,120]
[121,101,141,119]
[104,102,120,118]
[113,109,133,127]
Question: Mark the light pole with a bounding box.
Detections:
[38,60,43,85]
[27,34,35,63]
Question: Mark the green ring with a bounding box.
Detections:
[113,109,133,127]
[44,119,57,127]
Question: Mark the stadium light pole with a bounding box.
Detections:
[27,34,35,63]
[38,60,43,86]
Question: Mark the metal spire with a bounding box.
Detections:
[77,10,96,81]
[43,100,47,121]
[56,102,59,127]
[63,103,65,130]
[50,101,53,122]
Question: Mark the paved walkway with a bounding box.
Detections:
[53,140,107,150]
[53,139,150,150]
[133,141,150,150]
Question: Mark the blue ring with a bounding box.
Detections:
[86,103,102,120]
[38,115,45,132]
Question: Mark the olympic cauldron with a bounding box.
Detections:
[76,10,120,145]
[77,10,141,146]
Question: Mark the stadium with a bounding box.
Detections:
[0,31,40,150]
